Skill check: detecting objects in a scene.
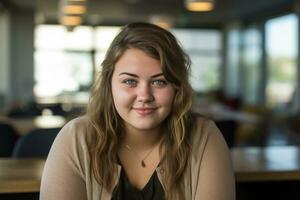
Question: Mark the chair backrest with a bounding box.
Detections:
[215,120,237,148]
[7,101,42,118]
[12,128,61,158]
[0,123,19,157]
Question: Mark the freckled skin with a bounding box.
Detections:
[111,48,175,133]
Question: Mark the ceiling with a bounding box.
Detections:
[2,0,297,28]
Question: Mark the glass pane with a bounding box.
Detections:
[35,25,93,50]
[225,29,241,97]
[266,14,298,108]
[242,26,262,105]
[189,54,221,92]
[34,51,93,97]
[172,29,222,51]
[94,26,121,50]
[171,29,222,92]
[94,51,106,71]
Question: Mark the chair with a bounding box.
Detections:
[0,123,19,157]
[7,101,42,118]
[215,120,237,148]
[12,128,61,158]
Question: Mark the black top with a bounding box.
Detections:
[111,168,165,200]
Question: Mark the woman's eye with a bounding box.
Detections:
[122,79,137,87]
[152,80,167,87]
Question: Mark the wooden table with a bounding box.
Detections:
[0,159,45,193]
[2,146,300,193]
[232,146,300,182]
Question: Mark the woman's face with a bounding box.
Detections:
[111,48,175,133]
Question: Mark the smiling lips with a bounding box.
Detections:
[133,107,157,116]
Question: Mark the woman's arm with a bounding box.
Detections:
[196,121,236,200]
[40,121,88,200]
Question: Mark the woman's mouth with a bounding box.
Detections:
[133,107,157,116]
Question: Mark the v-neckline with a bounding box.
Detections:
[121,167,157,192]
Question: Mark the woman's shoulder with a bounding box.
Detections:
[189,114,221,158]
[43,115,93,195]
[54,115,91,149]
[188,116,235,200]
[190,114,217,141]
[64,115,89,129]
[60,115,89,134]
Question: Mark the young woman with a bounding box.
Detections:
[40,22,235,200]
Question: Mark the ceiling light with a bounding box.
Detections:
[185,0,214,12]
[63,5,86,15]
[60,16,82,26]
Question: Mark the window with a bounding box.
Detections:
[171,29,222,92]
[241,26,262,105]
[94,26,121,70]
[34,25,94,97]
[34,25,222,99]
[266,14,298,108]
[225,27,241,98]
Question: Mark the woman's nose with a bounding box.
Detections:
[137,84,154,103]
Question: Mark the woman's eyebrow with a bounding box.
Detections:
[118,72,164,78]
[119,72,138,77]
[151,73,164,78]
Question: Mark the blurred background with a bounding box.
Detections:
[2,0,300,147]
[1,0,300,199]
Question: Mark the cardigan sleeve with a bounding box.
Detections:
[194,119,236,200]
[40,118,89,200]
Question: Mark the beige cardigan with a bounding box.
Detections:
[40,116,235,200]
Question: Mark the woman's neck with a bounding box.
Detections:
[123,125,163,150]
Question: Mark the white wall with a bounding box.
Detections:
[9,9,34,105]
[0,7,35,110]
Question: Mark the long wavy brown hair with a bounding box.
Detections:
[87,22,195,199]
